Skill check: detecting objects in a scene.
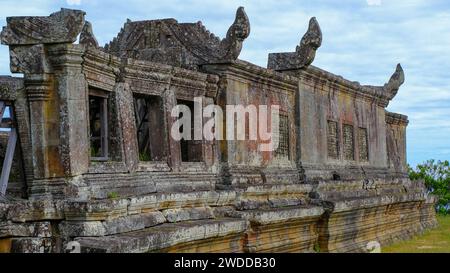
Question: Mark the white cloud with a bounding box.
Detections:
[367,0,382,6]
[66,0,81,5]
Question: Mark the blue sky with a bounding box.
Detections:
[0,0,449,166]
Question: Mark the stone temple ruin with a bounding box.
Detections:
[0,7,437,253]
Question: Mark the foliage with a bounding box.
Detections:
[139,151,152,161]
[313,242,321,253]
[89,145,99,157]
[107,192,120,199]
[408,160,450,215]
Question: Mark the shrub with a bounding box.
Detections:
[408,160,450,215]
[107,192,120,199]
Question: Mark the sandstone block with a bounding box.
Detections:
[162,207,214,223]
[0,221,51,238]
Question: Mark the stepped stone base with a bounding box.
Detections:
[0,179,438,253]
[318,198,437,253]
[76,218,247,253]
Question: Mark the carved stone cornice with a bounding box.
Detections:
[386,111,409,126]
[24,74,52,101]
[82,47,121,91]
[47,44,85,72]
[120,58,173,86]
[295,64,405,107]
[202,60,298,94]
[82,48,219,98]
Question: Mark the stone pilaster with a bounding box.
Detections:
[164,89,182,171]
[24,73,64,179]
[202,96,216,169]
[47,44,89,177]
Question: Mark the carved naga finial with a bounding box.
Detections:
[296,17,322,68]
[267,17,322,71]
[80,21,99,48]
[384,64,405,98]
[1,8,85,46]
[221,6,251,60]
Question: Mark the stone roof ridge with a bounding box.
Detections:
[305,63,405,103]
[183,20,222,44]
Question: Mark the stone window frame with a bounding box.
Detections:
[276,112,290,160]
[129,87,211,173]
[88,88,110,161]
[358,127,369,162]
[327,119,340,160]
[176,98,204,163]
[132,93,168,163]
[128,87,173,172]
[342,123,355,161]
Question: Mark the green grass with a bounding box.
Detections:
[383,215,450,253]
[107,192,120,199]
[139,151,152,161]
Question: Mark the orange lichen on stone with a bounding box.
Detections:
[0,238,12,253]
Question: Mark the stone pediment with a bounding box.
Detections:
[105,7,250,70]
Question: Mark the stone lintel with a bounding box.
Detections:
[386,111,409,126]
